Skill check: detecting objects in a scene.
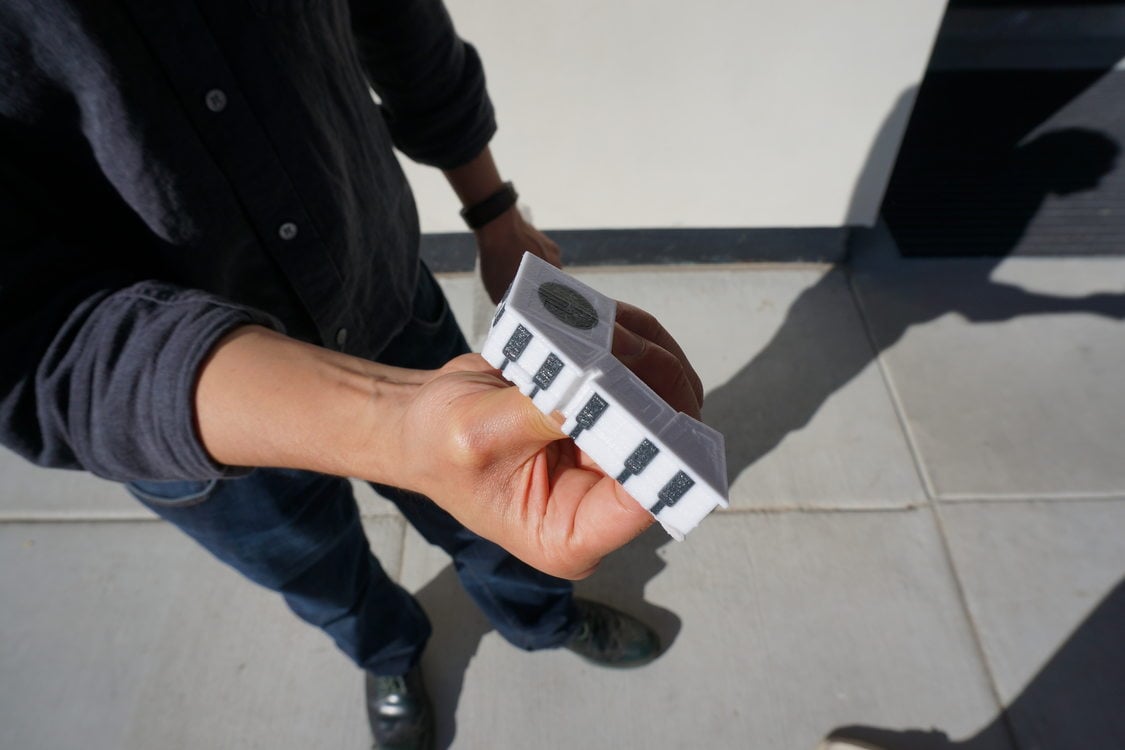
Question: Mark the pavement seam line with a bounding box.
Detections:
[0,515,166,525]
[2,501,992,526]
[715,504,927,515]
[0,510,406,524]
[935,489,1125,502]
[0,505,931,526]
[9,495,1119,526]
[931,495,1125,507]
[844,257,1022,744]
[391,515,407,581]
[929,502,1021,748]
[844,264,939,502]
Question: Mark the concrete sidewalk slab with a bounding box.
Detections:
[434,271,480,348]
[0,449,398,520]
[851,227,1125,500]
[3,256,1120,750]
[940,500,1125,749]
[0,517,404,750]
[0,451,154,521]
[567,266,927,510]
[398,509,1006,750]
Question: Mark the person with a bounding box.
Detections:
[0,2,705,748]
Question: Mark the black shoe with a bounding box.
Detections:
[564,598,661,668]
[365,664,434,750]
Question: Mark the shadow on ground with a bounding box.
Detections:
[824,579,1125,749]
[412,526,681,749]
[705,127,1125,487]
[412,565,491,749]
[411,85,1125,750]
[706,101,1125,749]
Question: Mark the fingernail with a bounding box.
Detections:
[614,326,646,358]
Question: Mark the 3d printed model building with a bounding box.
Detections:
[481,253,729,539]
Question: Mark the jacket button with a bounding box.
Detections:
[278,222,298,241]
[204,89,227,112]
[335,327,348,349]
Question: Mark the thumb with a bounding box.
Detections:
[473,385,567,455]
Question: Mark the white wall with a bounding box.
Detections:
[401,1,948,232]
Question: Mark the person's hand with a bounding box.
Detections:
[475,207,561,304]
[392,303,703,579]
[195,302,703,579]
[442,145,560,301]
[612,300,704,420]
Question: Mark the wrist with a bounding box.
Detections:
[472,201,522,241]
[333,362,419,484]
[194,326,422,484]
[444,145,505,207]
[460,181,519,231]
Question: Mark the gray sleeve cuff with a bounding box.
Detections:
[37,281,285,482]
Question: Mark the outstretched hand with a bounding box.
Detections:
[194,296,703,580]
[393,303,704,579]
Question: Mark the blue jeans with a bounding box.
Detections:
[127,263,577,676]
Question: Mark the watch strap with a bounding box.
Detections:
[461,181,518,230]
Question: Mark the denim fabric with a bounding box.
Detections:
[128,262,577,675]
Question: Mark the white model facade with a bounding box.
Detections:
[481,253,728,539]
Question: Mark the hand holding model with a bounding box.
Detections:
[194,297,702,580]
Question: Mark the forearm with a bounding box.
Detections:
[190,307,702,580]
[443,145,506,208]
[194,325,421,483]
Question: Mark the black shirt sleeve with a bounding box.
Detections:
[0,142,282,482]
[348,0,498,170]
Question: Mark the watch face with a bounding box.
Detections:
[537,282,599,330]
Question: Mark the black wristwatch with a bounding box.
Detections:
[460,181,518,230]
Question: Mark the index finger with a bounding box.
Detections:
[614,301,705,406]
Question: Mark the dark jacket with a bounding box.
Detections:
[0,0,495,481]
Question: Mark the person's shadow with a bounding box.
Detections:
[412,526,680,749]
[703,122,1125,750]
[409,127,1125,750]
[823,578,1125,750]
[705,127,1125,488]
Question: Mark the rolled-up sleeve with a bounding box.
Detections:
[35,281,281,480]
[1,249,282,481]
[349,0,497,169]
[0,156,282,480]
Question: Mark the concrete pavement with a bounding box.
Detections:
[2,225,1123,749]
